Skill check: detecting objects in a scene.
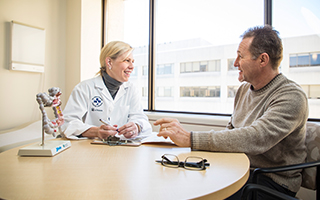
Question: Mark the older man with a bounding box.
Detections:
[154,25,308,199]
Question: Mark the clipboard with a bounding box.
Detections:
[91,132,176,146]
[91,139,141,146]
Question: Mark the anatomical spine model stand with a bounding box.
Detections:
[18,87,71,156]
[36,87,64,145]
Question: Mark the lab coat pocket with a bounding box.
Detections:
[111,105,129,126]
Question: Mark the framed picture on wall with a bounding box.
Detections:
[10,21,46,73]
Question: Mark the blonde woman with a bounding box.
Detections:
[62,41,151,140]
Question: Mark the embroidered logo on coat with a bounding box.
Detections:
[92,96,103,107]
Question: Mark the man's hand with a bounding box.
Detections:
[153,118,191,147]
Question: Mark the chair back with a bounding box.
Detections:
[301,122,320,190]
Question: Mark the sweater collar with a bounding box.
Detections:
[250,73,282,93]
[102,70,123,99]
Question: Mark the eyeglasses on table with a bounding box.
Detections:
[155,154,210,170]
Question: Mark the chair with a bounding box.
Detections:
[241,122,320,200]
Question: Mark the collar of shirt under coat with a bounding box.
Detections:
[93,75,129,103]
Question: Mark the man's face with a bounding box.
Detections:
[234,37,260,84]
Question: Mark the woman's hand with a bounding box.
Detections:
[97,124,118,140]
[118,122,139,138]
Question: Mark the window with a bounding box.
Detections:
[301,85,320,99]
[228,58,236,71]
[109,0,263,113]
[142,66,148,76]
[311,53,320,66]
[273,0,320,118]
[157,63,173,75]
[228,86,239,98]
[153,0,263,112]
[180,86,220,98]
[142,87,148,97]
[290,53,320,67]
[105,0,320,119]
[131,66,138,76]
[156,86,173,97]
[180,60,220,73]
[122,0,149,108]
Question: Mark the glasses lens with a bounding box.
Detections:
[162,154,179,168]
[184,156,205,170]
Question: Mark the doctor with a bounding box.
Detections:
[62,41,151,140]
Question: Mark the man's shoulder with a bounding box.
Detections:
[237,82,251,92]
[277,75,306,96]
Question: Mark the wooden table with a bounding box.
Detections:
[0,139,249,200]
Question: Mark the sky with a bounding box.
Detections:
[123,0,320,47]
[273,0,320,38]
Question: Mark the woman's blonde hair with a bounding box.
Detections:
[98,41,133,76]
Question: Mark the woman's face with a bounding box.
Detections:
[106,51,134,83]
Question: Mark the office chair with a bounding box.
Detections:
[241,122,320,200]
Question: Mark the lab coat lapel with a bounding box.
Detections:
[94,76,114,102]
[114,83,128,103]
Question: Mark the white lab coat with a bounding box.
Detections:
[61,75,151,139]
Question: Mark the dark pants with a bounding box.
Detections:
[225,171,296,200]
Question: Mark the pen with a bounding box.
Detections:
[100,119,111,143]
[99,118,119,132]
[99,118,111,126]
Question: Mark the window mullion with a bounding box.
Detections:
[148,0,156,111]
[264,0,272,25]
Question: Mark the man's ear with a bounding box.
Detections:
[259,53,269,67]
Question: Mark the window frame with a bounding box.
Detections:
[145,0,273,116]
[102,0,320,121]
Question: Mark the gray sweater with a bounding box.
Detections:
[191,74,308,192]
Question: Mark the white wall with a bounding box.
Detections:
[65,0,102,104]
[0,0,101,132]
[0,0,66,131]
[80,0,102,81]
[65,0,81,105]
[105,0,125,43]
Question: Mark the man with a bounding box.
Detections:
[154,25,308,199]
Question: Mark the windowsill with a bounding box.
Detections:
[145,111,230,127]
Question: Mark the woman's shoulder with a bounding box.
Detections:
[76,76,101,87]
[123,81,134,88]
[122,81,140,94]
[72,76,102,92]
